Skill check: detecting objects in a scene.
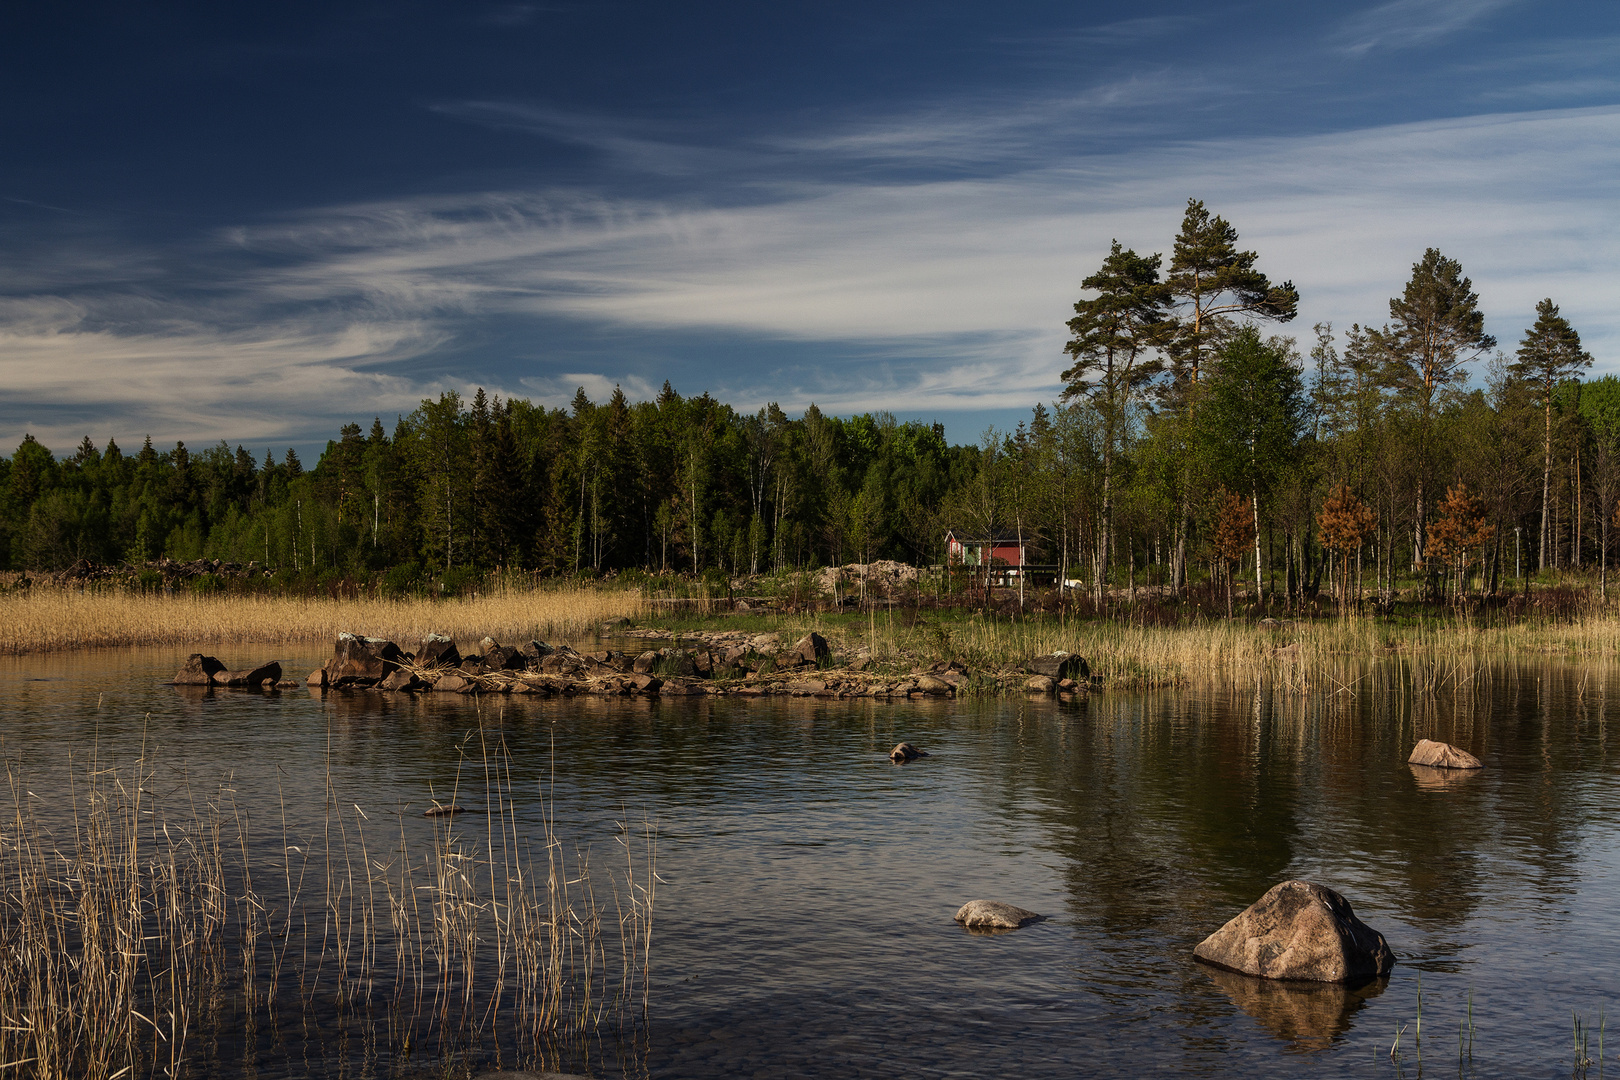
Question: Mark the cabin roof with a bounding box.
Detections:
[945,529,1026,544]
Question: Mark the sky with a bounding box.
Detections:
[2,1,1617,460]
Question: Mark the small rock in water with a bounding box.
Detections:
[954,900,1041,930]
[889,742,927,763]
[423,803,465,818]
[1194,880,1394,983]
[1025,674,1055,694]
[1407,739,1482,770]
[212,661,282,688]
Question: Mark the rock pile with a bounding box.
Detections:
[172,653,285,689]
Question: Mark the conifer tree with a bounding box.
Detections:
[1510,298,1592,569]
[1370,249,1494,571]
[1062,239,1170,601]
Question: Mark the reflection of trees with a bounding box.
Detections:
[986,657,1601,1055]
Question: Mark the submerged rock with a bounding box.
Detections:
[173,654,225,685]
[889,742,926,763]
[1194,880,1394,983]
[954,900,1041,930]
[1408,739,1482,770]
[212,661,281,688]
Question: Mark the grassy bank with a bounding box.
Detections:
[0,581,645,655]
[4,579,1615,687]
[648,606,1620,690]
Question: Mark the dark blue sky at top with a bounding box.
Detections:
[2,1,1617,459]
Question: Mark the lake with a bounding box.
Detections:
[1,645,1616,1078]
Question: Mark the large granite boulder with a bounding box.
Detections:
[213,661,282,688]
[1194,881,1395,983]
[1408,739,1482,770]
[1028,651,1089,681]
[954,900,1041,930]
[173,654,226,685]
[416,634,461,669]
[323,633,404,687]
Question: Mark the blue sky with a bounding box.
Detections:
[2,1,1617,458]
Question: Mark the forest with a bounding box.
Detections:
[1,199,1612,604]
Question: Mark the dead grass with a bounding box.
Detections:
[0,582,646,655]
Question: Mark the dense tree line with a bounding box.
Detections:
[0,198,1609,603]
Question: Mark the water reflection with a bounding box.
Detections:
[0,648,1617,1078]
[1202,967,1386,1052]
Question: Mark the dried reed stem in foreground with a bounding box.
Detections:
[0,582,645,655]
[0,735,654,1079]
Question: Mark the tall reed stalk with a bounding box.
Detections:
[0,732,654,1078]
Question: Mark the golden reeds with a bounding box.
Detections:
[0,733,655,1078]
[0,581,645,655]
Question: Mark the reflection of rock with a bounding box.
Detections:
[1204,965,1386,1052]
[1194,881,1394,982]
[1409,762,1481,791]
[1408,739,1482,769]
[954,899,1041,930]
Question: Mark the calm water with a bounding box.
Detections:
[1,645,1618,1079]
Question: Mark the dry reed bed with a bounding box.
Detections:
[788,612,1620,689]
[0,738,655,1079]
[0,584,646,655]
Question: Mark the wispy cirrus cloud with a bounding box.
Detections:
[1333,0,1519,56]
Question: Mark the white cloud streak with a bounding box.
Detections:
[2,100,1617,451]
[1333,0,1519,55]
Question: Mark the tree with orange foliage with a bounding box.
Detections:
[1426,482,1494,600]
[1316,485,1378,608]
[1211,487,1255,618]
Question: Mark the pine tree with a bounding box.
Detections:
[1371,249,1494,572]
[1163,198,1298,394]
[1062,240,1171,602]
[1510,298,1592,570]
